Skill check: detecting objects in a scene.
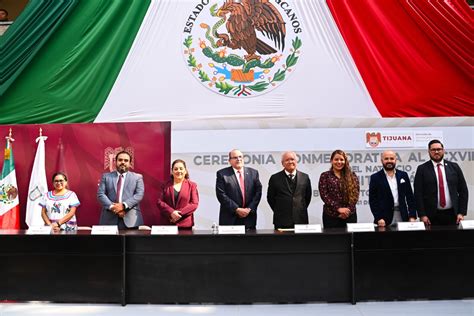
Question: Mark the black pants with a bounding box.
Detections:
[429,208,457,225]
[323,212,357,229]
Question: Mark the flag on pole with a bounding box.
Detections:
[0,130,20,229]
[25,129,48,228]
[55,137,67,175]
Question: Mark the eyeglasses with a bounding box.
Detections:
[54,180,65,183]
[429,148,444,152]
[230,156,243,160]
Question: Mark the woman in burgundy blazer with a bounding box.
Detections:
[157,159,199,228]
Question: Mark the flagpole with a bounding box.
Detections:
[26,128,48,227]
[5,128,14,146]
[0,128,20,229]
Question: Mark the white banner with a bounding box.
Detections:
[171,126,474,229]
[25,136,48,228]
[97,0,379,122]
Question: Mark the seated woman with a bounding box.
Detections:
[40,172,80,232]
[157,159,199,229]
[318,149,360,228]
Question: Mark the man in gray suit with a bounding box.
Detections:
[97,151,145,229]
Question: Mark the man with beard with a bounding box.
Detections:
[97,151,145,229]
[414,140,468,225]
[369,150,417,226]
[267,151,312,229]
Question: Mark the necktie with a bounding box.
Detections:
[238,170,245,207]
[288,173,296,192]
[437,163,446,208]
[116,174,123,203]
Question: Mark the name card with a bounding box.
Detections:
[397,221,425,231]
[218,225,246,234]
[460,220,474,230]
[295,224,322,233]
[26,226,52,235]
[346,223,375,232]
[91,225,118,235]
[151,225,178,235]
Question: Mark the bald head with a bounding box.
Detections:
[228,149,244,170]
[381,150,397,171]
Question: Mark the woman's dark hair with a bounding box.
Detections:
[171,159,189,179]
[52,172,68,182]
[330,150,359,205]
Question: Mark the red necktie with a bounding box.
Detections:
[116,174,123,202]
[437,163,446,208]
[238,170,245,207]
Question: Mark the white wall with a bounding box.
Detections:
[171,118,474,229]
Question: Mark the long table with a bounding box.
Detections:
[0,230,123,304]
[353,226,474,302]
[0,227,472,304]
[125,230,351,304]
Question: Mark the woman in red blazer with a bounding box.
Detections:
[157,159,199,228]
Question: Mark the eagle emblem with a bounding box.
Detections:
[215,0,286,62]
[0,184,18,204]
[183,0,303,97]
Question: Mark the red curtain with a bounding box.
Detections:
[0,123,170,228]
[327,0,474,117]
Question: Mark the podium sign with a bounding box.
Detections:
[218,225,245,234]
[295,224,322,233]
[92,225,119,235]
[151,226,179,235]
[26,226,52,235]
[346,223,375,232]
[397,222,425,231]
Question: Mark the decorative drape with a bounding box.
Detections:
[327,0,474,117]
[0,0,150,123]
[0,0,78,96]
[1,0,472,124]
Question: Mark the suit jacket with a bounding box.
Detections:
[97,171,145,227]
[157,179,199,228]
[267,170,312,228]
[369,169,416,224]
[216,166,262,229]
[414,160,468,218]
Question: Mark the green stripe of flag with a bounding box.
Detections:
[1,143,15,178]
[0,0,151,124]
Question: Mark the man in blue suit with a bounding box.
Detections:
[97,151,145,229]
[216,149,262,229]
[369,150,417,226]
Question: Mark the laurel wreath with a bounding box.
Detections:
[183,35,302,96]
[0,184,16,204]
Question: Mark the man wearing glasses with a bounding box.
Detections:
[97,151,145,229]
[216,149,262,229]
[414,139,468,225]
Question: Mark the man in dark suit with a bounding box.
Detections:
[369,150,417,226]
[216,149,262,229]
[414,139,468,225]
[97,151,145,229]
[267,151,312,229]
